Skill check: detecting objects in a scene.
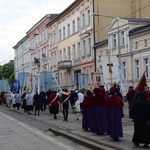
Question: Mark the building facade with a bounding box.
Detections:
[13,0,150,91]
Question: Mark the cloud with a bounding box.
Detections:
[0,0,75,65]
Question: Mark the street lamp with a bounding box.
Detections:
[92,13,121,57]
[92,13,122,89]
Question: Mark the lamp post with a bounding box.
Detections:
[92,13,122,88]
[92,13,121,57]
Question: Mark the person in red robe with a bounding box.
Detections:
[82,90,93,131]
[47,90,60,119]
[91,87,107,135]
[105,87,124,141]
[126,86,136,119]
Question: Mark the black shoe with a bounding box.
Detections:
[143,144,148,148]
[66,119,68,121]
[113,138,119,141]
[38,114,40,116]
[63,119,65,121]
[34,113,36,115]
[134,142,139,147]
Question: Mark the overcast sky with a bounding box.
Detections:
[0,0,75,65]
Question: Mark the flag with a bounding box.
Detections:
[136,71,147,92]
[11,80,20,92]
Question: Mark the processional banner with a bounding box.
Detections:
[101,55,120,84]
[40,71,52,91]
[78,73,89,90]
[0,80,9,92]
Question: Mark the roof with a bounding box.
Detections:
[93,39,108,48]
[120,17,150,23]
[129,24,150,36]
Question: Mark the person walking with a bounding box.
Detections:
[92,87,107,135]
[131,91,150,148]
[70,90,78,113]
[6,91,12,108]
[126,86,136,119]
[82,90,93,131]
[21,91,27,113]
[15,91,22,110]
[105,87,124,141]
[60,89,70,121]
[25,91,34,115]
[72,97,81,120]
[33,91,42,116]
[40,90,47,111]
[47,90,60,119]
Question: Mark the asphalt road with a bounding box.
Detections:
[0,107,92,150]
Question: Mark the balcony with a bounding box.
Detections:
[73,58,80,65]
[33,57,40,66]
[57,60,72,69]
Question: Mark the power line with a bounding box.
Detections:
[0,28,25,33]
[0,53,14,65]
[94,3,150,34]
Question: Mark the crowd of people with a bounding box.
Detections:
[0,83,150,148]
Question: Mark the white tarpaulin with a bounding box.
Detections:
[101,55,120,84]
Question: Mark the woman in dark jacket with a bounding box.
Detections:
[33,92,42,116]
[131,91,150,148]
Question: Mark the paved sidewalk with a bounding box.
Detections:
[8,102,145,150]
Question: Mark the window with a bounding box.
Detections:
[144,58,149,77]
[72,20,75,34]
[121,31,125,46]
[135,42,138,49]
[54,32,56,45]
[122,62,127,79]
[63,27,65,39]
[113,34,117,48]
[82,40,86,56]
[63,49,66,60]
[54,52,56,65]
[88,38,91,54]
[67,24,70,36]
[77,17,80,31]
[135,60,139,78]
[81,13,85,28]
[60,73,63,86]
[68,47,71,60]
[59,29,61,41]
[77,42,80,58]
[59,50,62,61]
[144,39,147,47]
[73,45,76,59]
[64,72,67,86]
[87,9,90,26]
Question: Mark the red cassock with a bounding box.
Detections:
[105,95,124,139]
[91,88,107,134]
[82,92,92,131]
[47,93,60,107]
[126,90,136,104]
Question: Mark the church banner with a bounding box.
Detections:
[18,72,29,90]
[78,73,89,90]
[100,55,120,84]
[11,80,20,92]
[40,71,52,91]
[24,74,38,92]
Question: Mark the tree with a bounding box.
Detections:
[0,60,15,85]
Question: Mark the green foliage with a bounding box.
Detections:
[0,60,14,85]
